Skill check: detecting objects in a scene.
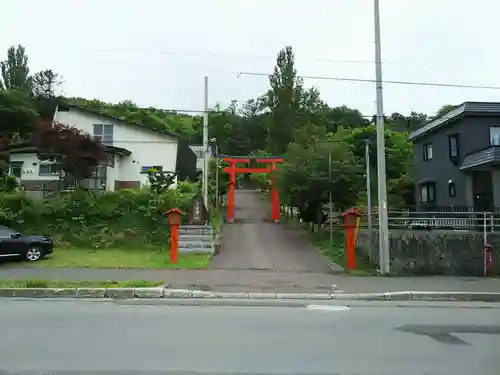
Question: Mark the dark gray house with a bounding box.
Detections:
[409,102,500,211]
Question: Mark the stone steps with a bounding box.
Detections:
[178,224,214,254]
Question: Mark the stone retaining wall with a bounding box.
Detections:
[356,229,500,276]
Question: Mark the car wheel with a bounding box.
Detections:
[25,246,44,262]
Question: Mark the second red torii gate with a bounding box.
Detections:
[222,156,284,222]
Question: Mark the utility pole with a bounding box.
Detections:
[203,76,209,209]
[328,152,333,245]
[364,140,373,262]
[374,0,390,274]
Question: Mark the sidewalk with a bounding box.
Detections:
[0,267,498,294]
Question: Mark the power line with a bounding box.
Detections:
[81,47,480,70]
[80,48,379,65]
[237,72,500,90]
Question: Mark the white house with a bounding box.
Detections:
[8,104,197,197]
[189,143,218,178]
[189,145,205,173]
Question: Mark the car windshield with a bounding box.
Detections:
[0,226,21,235]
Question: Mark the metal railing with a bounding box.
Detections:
[281,205,500,232]
[381,211,496,231]
[60,178,107,191]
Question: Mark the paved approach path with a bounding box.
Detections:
[210,189,334,273]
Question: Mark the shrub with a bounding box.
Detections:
[0,175,21,193]
[0,184,198,248]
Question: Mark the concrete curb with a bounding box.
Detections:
[0,288,499,302]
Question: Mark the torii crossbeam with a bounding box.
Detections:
[219,155,284,222]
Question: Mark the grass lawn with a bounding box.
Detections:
[1,248,212,269]
[0,278,163,288]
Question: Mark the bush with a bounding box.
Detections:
[249,172,271,192]
[0,175,21,193]
[0,185,197,248]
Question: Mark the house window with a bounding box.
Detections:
[93,124,114,145]
[9,162,23,178]
[423,143,433,161]
[420,182,436,203]
[87,164,107,190]
[448,134,459,164]
[490,127,500,146]
[39,163,60,176]
[448,182,456,198]
[105,153,114,167]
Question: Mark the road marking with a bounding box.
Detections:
[397,324,500,345]
[306,305,350,311]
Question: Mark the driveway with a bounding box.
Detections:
[211,189,334,273]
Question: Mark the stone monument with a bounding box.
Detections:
[188,195,208,225]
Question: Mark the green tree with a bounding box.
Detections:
[266,46,304,154]
[385,111,428,132]
[32,69,61,98]
[278,130,363,224]
[407,111,428,130]
[0,45,32,91]
[207,102,248,155]
[0,89,39,140]
[147,168,176,194]
[337,125,414,207]
[239,97,268,153]
[326,105,369,132]
[435,104,456,117]
[32,69,63,120]
[207,158,230,206]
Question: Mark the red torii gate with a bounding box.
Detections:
[221,156,284,222]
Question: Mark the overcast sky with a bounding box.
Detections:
[2,0,499,117]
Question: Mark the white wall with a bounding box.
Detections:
[10,153,59,181]
[10,152,121,191]
[55,108,179,187]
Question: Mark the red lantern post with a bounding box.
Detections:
[343,208,362,270]
[166,208,185,264]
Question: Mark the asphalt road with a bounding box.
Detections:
[0,299,499,375]
[211,189,336,273]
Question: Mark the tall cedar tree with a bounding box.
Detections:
[34,121,106,181]
[266,46,303,154]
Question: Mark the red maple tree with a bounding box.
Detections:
[34,121,106,181]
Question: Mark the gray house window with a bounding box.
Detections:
[448,182,456,198]
[93,124,114,145]
[448,134,459,164]
[39,163,60,176]
[423,143,433,161]
[9,162,23,178]
[420,182,435,203]
[87,164,107,190]
[490,127,500,146]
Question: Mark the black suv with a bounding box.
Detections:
[0,225,54,262]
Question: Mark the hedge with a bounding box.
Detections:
[0,182,198,248]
